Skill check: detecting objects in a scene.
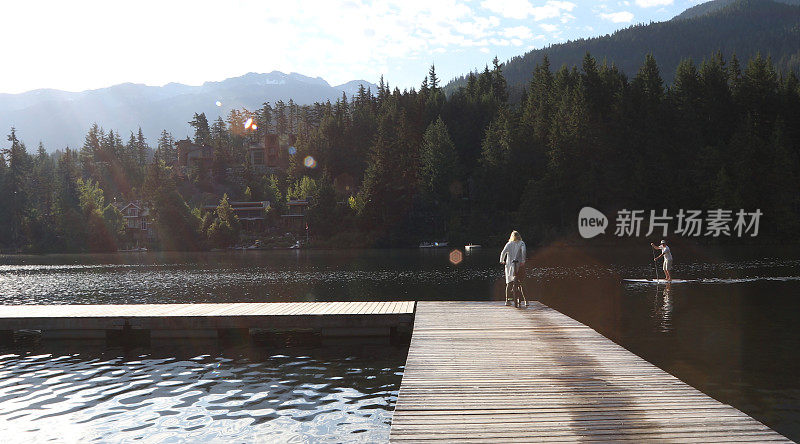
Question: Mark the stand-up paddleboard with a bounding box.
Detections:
[623,278,694,284]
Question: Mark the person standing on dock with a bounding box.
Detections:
[500,231,527,306]
[651,240,673,281]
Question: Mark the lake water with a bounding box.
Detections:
[1,245,799,441]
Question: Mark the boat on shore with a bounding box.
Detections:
[118,247,147,252]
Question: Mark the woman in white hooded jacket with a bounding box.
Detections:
[500,230,528,307]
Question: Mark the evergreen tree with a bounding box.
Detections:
[356,99,420,239]
[491,56,509,104]
[211,117,230,178]
[419,117,462,204]
[307,173,339,237]
[189,112,211,145]
[2,129,31,249]
[53,148,86,252]
[143,160,203,251]
[275,101,288,135]
[207,194,241,248]
[257,102,273,134]
[156,129,175,164]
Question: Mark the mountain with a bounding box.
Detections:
[0,72,377,152]
[447,0,800,96]
[673,0,800,20]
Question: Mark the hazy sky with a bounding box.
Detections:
[1,0,709,94]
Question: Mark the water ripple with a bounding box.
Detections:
[0,344,404,443]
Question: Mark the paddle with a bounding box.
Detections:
[651,244,659,281]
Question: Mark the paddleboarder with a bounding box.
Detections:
[651,240,673,281]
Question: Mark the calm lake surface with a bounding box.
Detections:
[1,245,799,441]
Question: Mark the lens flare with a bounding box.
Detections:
[304,156,317,168]
[215,101,222,107]
[251,123,258,131]
[449,249,463,265]
[243,118,253,129]
[288,146,297,155]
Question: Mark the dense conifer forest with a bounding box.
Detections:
[1,51,799,252]
[447,0,800,97]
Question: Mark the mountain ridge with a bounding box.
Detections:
[672,0,800,20]
[0,72,377,151]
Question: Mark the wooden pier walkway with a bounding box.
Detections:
[389,301,789,443]
[0,301,414,339]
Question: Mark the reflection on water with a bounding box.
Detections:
[649,283,673,333]
[0,341,404,443]
[1,249,798,305]
[1,246,800,440]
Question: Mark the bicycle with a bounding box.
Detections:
[504,260,528,308]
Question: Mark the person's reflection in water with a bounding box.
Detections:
[656,282,673,333]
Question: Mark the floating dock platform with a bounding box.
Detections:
[389,301,789,442]
[0,301,414,340]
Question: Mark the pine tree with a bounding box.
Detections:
[420,117,461,200]
[211,117,229,178]
[428,64,439,90]
[53,148,86,252]
[189,113,211,145]
[275,101,288,135]
[136,127,148,167]
[207,194,240,248]
[307,173,338,237]
[257,102,273,134]
[156,130,175,164]
[491,56,509,103]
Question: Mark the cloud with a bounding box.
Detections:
[489,38,511,46]
[540,23,560,33]
[529,1,577,20]
[480,0,532,19]
[480,0,576,21]
[502,26,534,40]
[600,11,634,22]
[635,0,672,7]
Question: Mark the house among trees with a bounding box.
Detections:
[282,199,308,233]
[176,138,214,175]
[202,200,271,231]
[117,201,156,247]
[247,134,296,174]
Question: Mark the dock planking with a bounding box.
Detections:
[389,301,790,443]
[0,301,414,338]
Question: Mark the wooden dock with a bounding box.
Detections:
[0,301,414,339]
[389,301,790,443]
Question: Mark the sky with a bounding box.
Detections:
[0,0,710,94]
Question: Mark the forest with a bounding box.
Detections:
[1,51,799,252]
[449,0,800,97]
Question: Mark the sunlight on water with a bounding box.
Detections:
[0,344,403,443]
[0,252,798,305]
